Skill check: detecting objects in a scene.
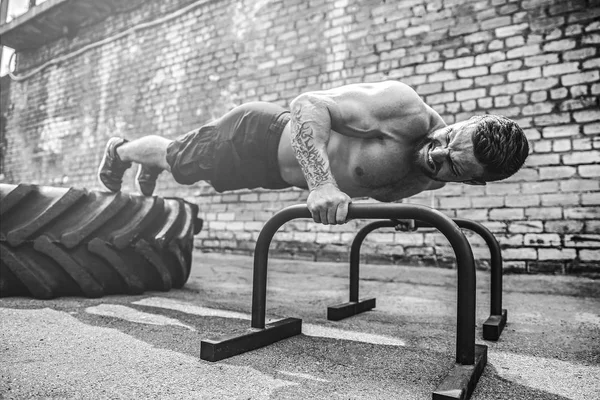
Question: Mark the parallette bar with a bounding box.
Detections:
[482,309,507,341]
[327,298,376,321]
[200,317,302,362]
[432,344,487,400]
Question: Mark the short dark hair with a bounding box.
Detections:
[471,115,529,182]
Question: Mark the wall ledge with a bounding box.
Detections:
[0,0,128,50]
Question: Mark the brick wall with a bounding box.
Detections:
[1,0,599,274]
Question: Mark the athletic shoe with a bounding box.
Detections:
[136,164,162,196]
[98,137,132,192]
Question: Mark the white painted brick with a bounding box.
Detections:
[508,221,544,233]
[502,248,537,260]
[538,248,577,261]
[490,208,524,220]
[524,233,562,247]
[579,249,600,261]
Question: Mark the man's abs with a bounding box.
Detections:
[277,123,434,200]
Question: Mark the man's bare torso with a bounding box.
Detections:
[277,93,447,202]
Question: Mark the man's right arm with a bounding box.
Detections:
[289,93,351,225]
[289,81,425,224]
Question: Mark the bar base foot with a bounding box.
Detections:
[432,344,487,400]
[327,298,376,321]
[482,309,507,341]
[200,317,302,362]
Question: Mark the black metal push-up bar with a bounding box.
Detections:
[201,203,489,400]
[327,218,507,341]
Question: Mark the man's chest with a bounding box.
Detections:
[328,134,418,189]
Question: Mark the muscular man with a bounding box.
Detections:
[98,80,529,224]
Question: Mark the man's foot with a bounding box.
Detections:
[136,164,162,196]
[98,137,132,192]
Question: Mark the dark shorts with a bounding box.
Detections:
[166,102,292,192]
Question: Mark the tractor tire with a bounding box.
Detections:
[0,183,203,299]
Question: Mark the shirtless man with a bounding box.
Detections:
[98,80,529,225]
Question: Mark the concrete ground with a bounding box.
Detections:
[1,252,599,400]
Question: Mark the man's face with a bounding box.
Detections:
[414,118,486,184]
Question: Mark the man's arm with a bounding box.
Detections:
[289,81,423,224]
[290,93,350,225]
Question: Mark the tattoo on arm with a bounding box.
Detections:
[290,105,336,190]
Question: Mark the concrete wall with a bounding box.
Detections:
[1,0,599,273]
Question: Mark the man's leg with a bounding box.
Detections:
[116,135,171,196]
[98,135,171,195]
[116,135,172,171]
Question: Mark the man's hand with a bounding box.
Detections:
[307,183,352,225]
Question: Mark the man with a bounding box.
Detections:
[98,80,529,224]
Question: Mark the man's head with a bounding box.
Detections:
[415,115,529,184]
